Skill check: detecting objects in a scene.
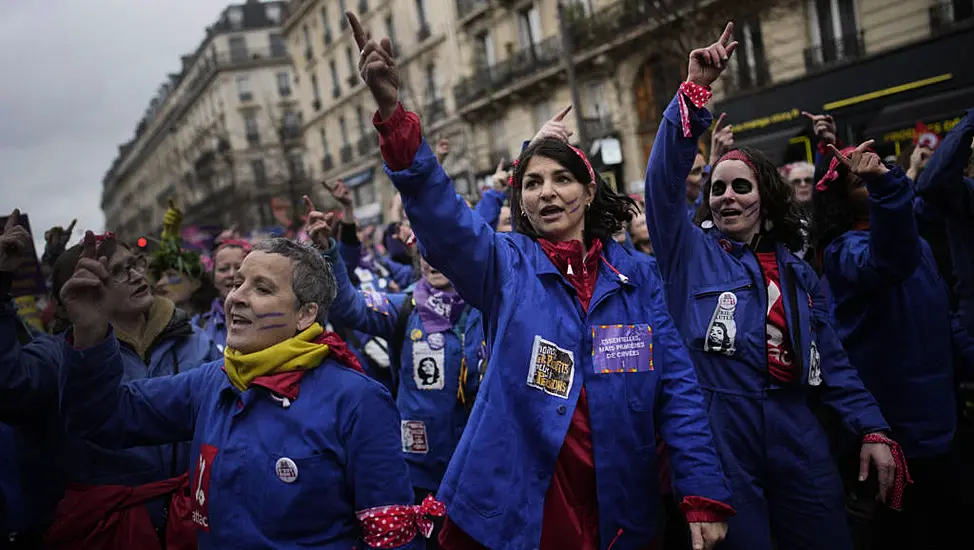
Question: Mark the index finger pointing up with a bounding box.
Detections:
[713,112,727,132]
[81,231,97,260]
[347,11,368,51]
[855,139,875,153]
[718,22,735,46]
[553,104,572,122]
[3,209,20,233]
[302,195,317,213]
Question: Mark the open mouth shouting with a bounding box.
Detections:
[539,204,565,221]
[229,312,253,330]
[718,207,743,221]
[132,283,151,298]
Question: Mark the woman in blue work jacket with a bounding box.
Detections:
[348,11,732,550]
[643,23,899,550]
[58,234,432,549]
[813,139,974,549]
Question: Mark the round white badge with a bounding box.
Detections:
[427,332,446,350]
[275,457,298,483]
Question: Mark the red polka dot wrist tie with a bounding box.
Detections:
[678,81,713,138]
[357,494,446,547]
[862,433,913,511]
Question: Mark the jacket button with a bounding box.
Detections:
[557,405,567,415]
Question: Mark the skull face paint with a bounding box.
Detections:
[709,159,762,244]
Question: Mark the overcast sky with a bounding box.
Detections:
[1,0,237,252]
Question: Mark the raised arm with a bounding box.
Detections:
[824,144,920,288]
[349,12,514,313]
[644,26,735,277]
[916,108,974,218]
[59,332,205,448]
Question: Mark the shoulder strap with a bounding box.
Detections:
[391,295,415,359]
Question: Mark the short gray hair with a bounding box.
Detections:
[252,238,335,325]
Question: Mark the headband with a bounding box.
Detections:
[815,145,859,192]
[215,239,253,254]
[508,143,597,188]
[713,150,758,176]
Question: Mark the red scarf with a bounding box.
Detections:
[46,474,195,550]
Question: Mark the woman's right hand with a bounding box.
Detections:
[303,196,337,250]
[348,11,400,120]
[828,140,889,178]
[687,22,737,88]
[529,105,573,147]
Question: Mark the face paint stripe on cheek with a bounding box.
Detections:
[258,324,288,331]
[256,312,286,319]
[742,202,760,218]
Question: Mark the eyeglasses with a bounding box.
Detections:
[109,255,148,283]
[790,177,814,186]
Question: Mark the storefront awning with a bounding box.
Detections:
[863,85,974,137]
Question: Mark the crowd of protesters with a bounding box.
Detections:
[1,12,973,550]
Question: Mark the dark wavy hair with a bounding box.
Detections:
[810,149,858,253]
[694,146,805,252]
[509,138,637,243]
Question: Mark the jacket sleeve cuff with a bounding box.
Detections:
[318,238,338,263]
[340,222,360,246]
[64,327,119,359]
[680,496,736,523]
[373,103,423,172]
[866,165,909,197]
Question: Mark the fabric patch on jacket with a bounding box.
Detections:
[412,342,445,390]
[526,335,575,399]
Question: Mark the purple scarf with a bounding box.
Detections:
[413,278,465,333]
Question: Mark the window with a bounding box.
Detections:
[490,118,506,157]
[321,7,333,44]
[584,81,607,120]
[353,182,377,207]
[533,100,553,128]
[277,71,291,96]
[229,36,248,62]
[310,74,321,100]
[269,33,287,57]
[288,151,306,180]
[227,7,243,29]
[266,4,281,23]
[236,75,253,101]
[319,126,330,151]
[424,63,439,101]
[809,0,862,65]
[244,113,260,145]
[416,0,429,26]
[339,117,349,145]
[517,4,542,48]
[346,46,357,77]
[250,159,267,187]
[339,0,349,29]
[283,110,301,133]
[385,14,397,46]
[474,31,496,67]
[329,60,341,93]
[356,106,367,136]
[731,19,770,90]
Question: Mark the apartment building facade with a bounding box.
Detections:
[102,0,308,237]
[715,0,974,165]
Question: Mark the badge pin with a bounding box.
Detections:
[427,332,446,350]
[808,342,822,387]
[275,457,298,483]
[410,328,423,342]
[704,292,738,356]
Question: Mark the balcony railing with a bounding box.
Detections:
[453,36,561,106]
[340,144,354,164]
[564,0,659,52]
[322,154,335,172]
[456,0,489,21]
[357,133,376,155]
[803,32,865,71]
[581,117,615,140]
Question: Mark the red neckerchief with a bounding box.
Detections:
[537,238,603,312]
[247,331,365,400]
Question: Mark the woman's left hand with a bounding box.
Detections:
[687,22,738,88]
[689,521,728,550]
[859,433,897,503]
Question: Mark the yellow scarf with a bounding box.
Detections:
[223,323,331,391]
